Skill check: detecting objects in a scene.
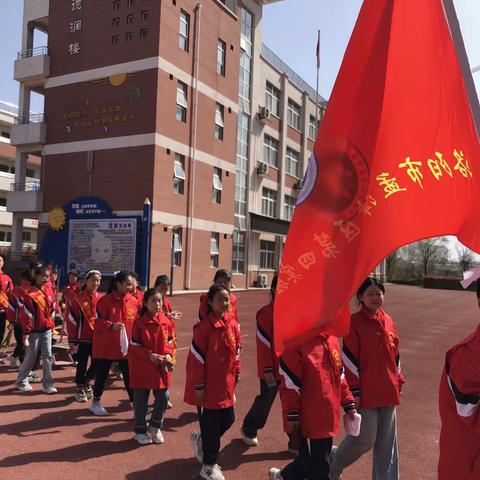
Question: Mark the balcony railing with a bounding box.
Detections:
[14,114,45,125]
[17,46,49,60]
[10,182,42,192]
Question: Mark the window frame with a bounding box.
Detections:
[263,134,279,167]
[214,103,224,140]
[217,39,226,76]
[287,98,302,130]
[265,82,280,117]
[176,81,188,123]
[179,10,190,52]
[285,146,300,178]
[173,153,185,195]
[173,228,182,267]
[259,240,276,269]
[261,187,277,218]
[212,167,223,204]
[125,31,134,43]
[210,232,220,268]
[284,194,296,221]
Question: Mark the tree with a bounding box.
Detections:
[386,249,401,281]
[411,237,450,277]
[456,243,476,272]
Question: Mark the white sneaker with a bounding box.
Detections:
[191,431,203,463]
[89,400,109,416]
[16,383,33,392]
[200,464,224,480]
[75,389,88,402]
[166,400,173,409]
[240,427,258,447]
[84,385,93,399]
[148,426,164,444]
[268,468,282,480]
[27,371,42,383]
[9,355,18,368]
[43,386,58,394]
[133,433,153,445]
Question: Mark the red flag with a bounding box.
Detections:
[316,31,320,70]
[275,0,480,353]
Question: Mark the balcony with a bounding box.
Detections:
[7,181,43,214]
[10,114,46,147]
[14,46,50,87]
[24,0,49,31]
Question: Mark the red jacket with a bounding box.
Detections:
[0,271,14,313]
[342,307,404,408]
[93,292,140,360]
[7,281,30,325]
[128,311,173,390]
[280,335,355,439]
[198,292,238,325]
[256,300,279,380]
[62,283,78,301]
[184,311,241,409]
[438,325,480,480]
[132,289,144,305]
[20,286,56,334]
[66,289,103,343]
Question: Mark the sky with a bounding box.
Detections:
[0,1,479,112]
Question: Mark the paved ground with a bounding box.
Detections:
[1,284,478,480]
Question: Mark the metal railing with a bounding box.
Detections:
[14,113,45,125]
[17,46,49,60]
[261,44,327,104]
[10,181,42,192]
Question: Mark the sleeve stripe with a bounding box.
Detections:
[342,350,359,379]
[68,311,77,327]
[256,324,272,349]
[279,357,301,394]
[190,340,205,364]
[446,364,479,417]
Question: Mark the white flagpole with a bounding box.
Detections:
[315,29,321,128]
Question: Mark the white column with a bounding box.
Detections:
[278,73,288,219]
[11,216,24,261]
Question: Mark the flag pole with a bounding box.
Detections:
[315,29,321,125]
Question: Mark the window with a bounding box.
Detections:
[127,14,134,24]
[0,197,6,210]
[125,31,134,42]
[6,232,11,243]
[285,195,296,221]
[260,240,276,269]
[141,10,149,20]
[210,233,219,268]
[1,131,10,139]
[263,135,279,167]
[112,35,120,45]
[113,0,120,10]
[127,0,135,5]
[0,165,9,173]
[217,39,226,76]
[173,153,185,194]
[179,10,190,51]
[112,17,120,27]
[265,82,280,117]
[212,167,222,204]
[176,81,187,122]
[286,147,300,177]
[287,99,302,130]
[22,231,32,242]
[173,228,182,266]
[214,103,224,140]
[140,28,148,39]
[262,188,277,218]
[26,168,35,178]
[0,232,5,242]
[232,231,246,274]
[309,115,319,141]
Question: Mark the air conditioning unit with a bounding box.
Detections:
[258,106,271,121]
[293,180,302,190]
[257,274,268,288]
[257,162,269,175]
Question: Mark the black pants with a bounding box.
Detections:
[200,407,235,466]
[242,379,279,438]
[0,311,6,346]
[133,388,169,434]
[281,437,333,480]
[93,358,133,402]
[75,342,97,387]
[13,323,25,362]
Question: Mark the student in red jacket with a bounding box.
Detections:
[438,280,480,479]
[66,270,103,403]
[60,271,79,310]
[131,272,144,305]
[330,277,403,480]
[129,288,174,445]
[268,333,357,480]
[154,274,181,409]
[241,276,283,447]
[185,284,241,480]
[197,269,238,325]
[14,266,57,394]
[0,255,14,348]
[7,270,31,367]
[90,271,140,416]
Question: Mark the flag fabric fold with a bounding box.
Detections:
[274,0,480,354]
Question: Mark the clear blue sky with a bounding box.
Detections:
[0,1,479,113]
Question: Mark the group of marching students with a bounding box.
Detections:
[0,256,479,480]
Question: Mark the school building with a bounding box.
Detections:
[10,0,325,290]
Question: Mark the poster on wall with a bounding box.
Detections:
[67,218,137,275]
